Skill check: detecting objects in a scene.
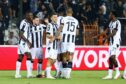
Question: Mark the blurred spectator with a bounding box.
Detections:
[9,0,18,18]
[84,3,95,24]
[114,0,124,17]
[57,0,69,15]
[5,31,18,45]
[30,0,38,13]
[44,0,55,16]
[99,2,106,15]
[22,0,30,15]
[51,0,60,11]
[0,20,4,44]
[0,0,12,30]
[69,0,79,18]
[36,3,47,20]
[123,1,126,17]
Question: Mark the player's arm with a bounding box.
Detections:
[46,24,56,43]
[105,28,117,39]
[76,21,80,36]
[19,31,32,47]
[46,33,55,43]
[55,24,64,37]
[19,23,32,48]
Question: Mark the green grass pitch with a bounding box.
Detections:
[0,71,125,84]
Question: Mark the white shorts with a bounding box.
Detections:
[30,47,43,59]
[109,44,120,56]
[18,42,30,54]
[61,43,75,53]
[45,47,58,60]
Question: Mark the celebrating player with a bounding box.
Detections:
[15,11,33,78]
[30,16,46,78]
[45,12,61,79]
[100,11,121,79]
[59,7,79,79]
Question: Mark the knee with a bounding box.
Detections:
[38,59,43,64]
[17,54,24,62]
[25,52,32,60]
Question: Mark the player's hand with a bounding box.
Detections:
[56,35,62,41]
[49,37,55,43]
[27,41,32,48]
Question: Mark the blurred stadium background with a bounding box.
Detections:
[0,0,126,83]
[0,0,126,45]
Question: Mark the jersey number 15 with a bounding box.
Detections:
[66,22,75,32]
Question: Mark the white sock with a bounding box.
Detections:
[31,63,33,74]
[26,60,32,76]
[54,60,59,71]
[108,69,113,77]
[54,61,60,76]
[115,67,120,74]
[37,63,42,75]
[124,67,126,75]
[15,61,21,75]
[66,68,72,78]
[59,62,62,75]
[46,66,51,77]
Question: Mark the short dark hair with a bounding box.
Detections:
[33,15,39,19]
[50,12,57,17]
[111,11,117,17]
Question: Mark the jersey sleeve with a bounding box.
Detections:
[19,20,26,32]
[41,24,46,30]
[76,20,79,29]
[115,20,121,31]
[46,23,52,35]
[60,17,64,25]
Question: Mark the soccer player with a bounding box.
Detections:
[59,7,79,79]
[101,11,121,79]
[45,12,61,79]
[30,16,46,78]
[15,11,33,78]
[54,10,64,78]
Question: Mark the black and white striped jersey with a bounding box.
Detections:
[61,16,79,44]
[46,23,58,50]
[31,24,46,48]
[108,19,121,46]
[19,19,31,44]
[57,16,64,28]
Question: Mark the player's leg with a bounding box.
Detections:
[122,67,126,79]
[102,56,114,79]
[30,48,36,77]
[15,54,24,78]
[15,45,25,78]
[103,46,114,79]
[112,55,120,79]
[36,59,43,78]
[112,47,120,79]
[54,42,62,77]
[65,44,75,79]
[25,52,32,78]
[54,53,63,78]
[36,48,43,78]
[66,52,73,79]
[45,58,55,79]
[61,52,69,78]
